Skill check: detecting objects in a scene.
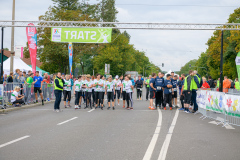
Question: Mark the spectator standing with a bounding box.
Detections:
[223,76,231,93]
[201,77,210,90]
[33,71,44,105]
[25,73,35,104]
[235,78,240,90]
[13,69,20,83]
[145,75,151,101]
[17,71,26,95]
[207,76,215,88]
[230,79,235,89]
[192,70,200,113]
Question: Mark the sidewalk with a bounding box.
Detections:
[0,100,55,113]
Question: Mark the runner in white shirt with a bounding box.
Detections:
[100,75,106,109]
[125,75,134,110]
[121,75,127,108]
[81,76,87,104]
[82,75,93,109]
[73,76,82,109]
[91,75,96,107]
[63,74,72,108]
[105,75,115,110]
[114,75,121,106]
[93,73,104,110]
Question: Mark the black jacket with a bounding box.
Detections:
[135,80,143,88]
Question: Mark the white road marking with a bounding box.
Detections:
[0,135,30,149]
[225,124,235,129]
[88,109,95,113]
[158,109,179,160]
[143,108,162,160]
[57,117,78,125]
[209,121,218,125]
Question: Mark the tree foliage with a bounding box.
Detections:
[181,7,240,80]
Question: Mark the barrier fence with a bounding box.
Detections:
[0,82,55,107]
[197,88,240,127]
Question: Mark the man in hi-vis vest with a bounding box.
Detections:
[54,72,65,112]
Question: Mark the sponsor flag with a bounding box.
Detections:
[68,42,73,76]
[26,23,37,74]
[235,51,240,79]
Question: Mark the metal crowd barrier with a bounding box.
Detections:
[197,88,240,127]
[1,82,55,108]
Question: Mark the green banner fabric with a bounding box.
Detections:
[235,51,240,79]
[51,28,112,43]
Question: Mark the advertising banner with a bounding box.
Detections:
[51,28,112,43]
[26,23,37,74]
[68,42,73,76]
[235,51,240,79]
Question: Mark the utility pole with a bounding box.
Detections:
[10,0,15,73]
[219,30,224,92]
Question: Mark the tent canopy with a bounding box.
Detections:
[3,56,32,75]
[29,65,49,75]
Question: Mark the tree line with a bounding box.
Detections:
[180,7,240,80]
[23,0,161,76]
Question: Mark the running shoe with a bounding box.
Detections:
[42,100,44,105]
[151,107,156,110]
[75,106,78,109]
[118,103,120,106]
[107,107,110,110]
[79,106,81,109]
[126,107,130,110]
[64,105,67,108]
[164,107,166,110]
[170,107,172,110]
[179,108,184,111]
[113,107,115,110]
[84,106,88,109]
[130,107,133,110]
[123,105,125,108]
[148,106,151,109]
[140,98,142,100]
[101,107,103,110]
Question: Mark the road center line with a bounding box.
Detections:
[143,108,162,160]
[158,109,179,160]
[0,135,30,149]
[57,117,78,125]
[88,109,95,113]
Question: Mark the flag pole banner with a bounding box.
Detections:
[235,51,240,79]
[51,28,112,43]
[68,42,73,76]
[26,23,37,74]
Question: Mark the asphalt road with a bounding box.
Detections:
[0,88,240,160]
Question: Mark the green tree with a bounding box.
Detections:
[180,59,197,75]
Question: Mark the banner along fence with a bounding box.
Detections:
[197,89,240,127]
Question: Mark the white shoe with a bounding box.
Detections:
[118,103,120,106]
[56,110,60,112]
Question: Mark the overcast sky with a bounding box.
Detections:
[0,0,240,72]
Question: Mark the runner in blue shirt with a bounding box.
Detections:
[33,71,44,105]
[171,75,178,108]
[163,74,173,110]
[155,72,164,109]
[149,73,157,110]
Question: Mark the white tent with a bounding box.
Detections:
[3,56,32,75]
[164,70,179,79]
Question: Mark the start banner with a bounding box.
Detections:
[51,28,112,43]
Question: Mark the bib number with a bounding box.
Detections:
[169,89,172,93]
[174,88,177,91]
[107,89,112,92]
[157,86,161,90]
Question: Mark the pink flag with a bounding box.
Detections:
[26,23,37,75]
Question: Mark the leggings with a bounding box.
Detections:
[114,90,120,99]
[155,90,163,106]
[95,92,103,105]
[126,92,133,108]
[75,91,82,105]
[107,92,114,102]
[137,88,142,98]
[92,89,95,105]
[85,92,92,108]
[163,93,172,107]
[63,90,71,101]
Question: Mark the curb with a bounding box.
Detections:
[0,100,55,114]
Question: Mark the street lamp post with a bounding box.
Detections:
[10,0,15,73]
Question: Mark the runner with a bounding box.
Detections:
[73,76,82,109]
[149,73,157,110]
[163,74,173,110]
[83,75,93,109]
[145,75,151,101]
[63,74,72,108]
[81,75,86,104]
[105,75,115,110]
[114,75,121,106]
[91,75,95,106]
[93,73,104,110]
[33,71,44,105]
[155,72,164,109]
[171,75,178,108]
[125,75,134,110]
[135,75,143,100]
[121,75,127,108]
[119,75,124,100]
[101,75,106,108]
[179,74,186,111]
